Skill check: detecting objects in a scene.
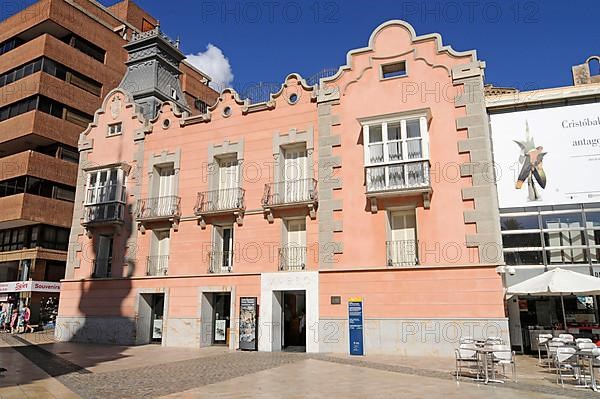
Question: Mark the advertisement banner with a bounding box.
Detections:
[0,281,61,293]
[490,102,600,208]
[239,297,257,351]
[348,297,364,356]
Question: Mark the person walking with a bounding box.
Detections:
[0,303,7,332]
[23,305,33,333]
[10,308,18,334]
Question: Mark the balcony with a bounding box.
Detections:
[0,193,73,229]
[194,188,245,229]
[146,255,169,276]
[0,151,77,186]
[92,258,112,278]
[386,240,418,267]
[278,246,307,271]
[208,250,233,274]
[262,178,318,222]
[366,160,432,212]
[82,202,125,229]
[135,196,181,232]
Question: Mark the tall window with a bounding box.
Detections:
[216,156,239,209]
[363,116,429,192]
[149,230,170,275]
[94,235,113,278]
[282,144,308,202]
[213,225,234,272]
[283,219,306,270]
[387,210,418,266]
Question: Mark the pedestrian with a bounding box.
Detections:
[10,309,18,334]
[23,305,33,333]
[0,303,7,332]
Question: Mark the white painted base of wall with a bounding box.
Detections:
[319,317,510,357]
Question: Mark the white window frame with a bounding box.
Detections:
[107,122,122,136]
[362,114,429,167]
[361,112,430,191]
[85,168,126,205]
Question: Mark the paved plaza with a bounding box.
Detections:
[0,331,597,398]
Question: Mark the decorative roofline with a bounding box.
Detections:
[130,27,179,48]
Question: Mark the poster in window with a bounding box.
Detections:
[152,319,163,339]
[215,319,226,341]
[239,297,257,351]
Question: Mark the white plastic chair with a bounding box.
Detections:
[555,347,579,387]
[459,336,475,344]
[559,334,574,343]
[578,342,597,351]
[537,333,553,364]
[547,341,565,369]
[576,338,593,344]
[491,344,516,382]
[485,336,504,346]
[455,343,479,380]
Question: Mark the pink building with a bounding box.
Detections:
[56,20,507,356]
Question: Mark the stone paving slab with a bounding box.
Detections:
[161,358,565,399]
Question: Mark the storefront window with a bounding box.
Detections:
[501,205,600,267]
[500,215,539,231]
[542,212,584,230]
[504,250,544,265]
[502,233,542,248]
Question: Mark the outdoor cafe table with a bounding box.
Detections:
[475,347,512,384]
[575,350,598,391]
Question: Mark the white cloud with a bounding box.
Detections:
[186,44,234,91]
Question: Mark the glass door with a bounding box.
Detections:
[389,210,417,266]
[218,156,238,209]
[283,146,307,203]
[213,293,231,345]
[151,294,164,343]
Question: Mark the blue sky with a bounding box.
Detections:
[6,0,598,91]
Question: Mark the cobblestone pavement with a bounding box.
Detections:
[2,333,599,399]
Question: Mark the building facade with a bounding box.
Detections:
[56,20,507,356]
[0,0,217,324]
[488,58,600,352]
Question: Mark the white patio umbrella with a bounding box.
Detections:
[506,268,600,329]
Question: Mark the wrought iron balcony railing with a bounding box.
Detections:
[136,196,181,220]
[92,258,112,278]
[386,240,418,267]
[262,178,318,207]
[278,246,307,271]
[147,255,169,276]
[208,250,234,273]
[366,160,430,194]
[194,188,245,215]
[83,202,125,226]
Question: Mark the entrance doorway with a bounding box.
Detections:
[212,292,231,345]
[282,290,306,351]
[150,294,164,343]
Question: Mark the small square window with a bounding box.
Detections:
[381,62,407,79]
[107,123,122,136]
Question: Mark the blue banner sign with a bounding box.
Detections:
[348,297,364,356]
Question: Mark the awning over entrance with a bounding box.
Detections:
[0,280,61,294]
